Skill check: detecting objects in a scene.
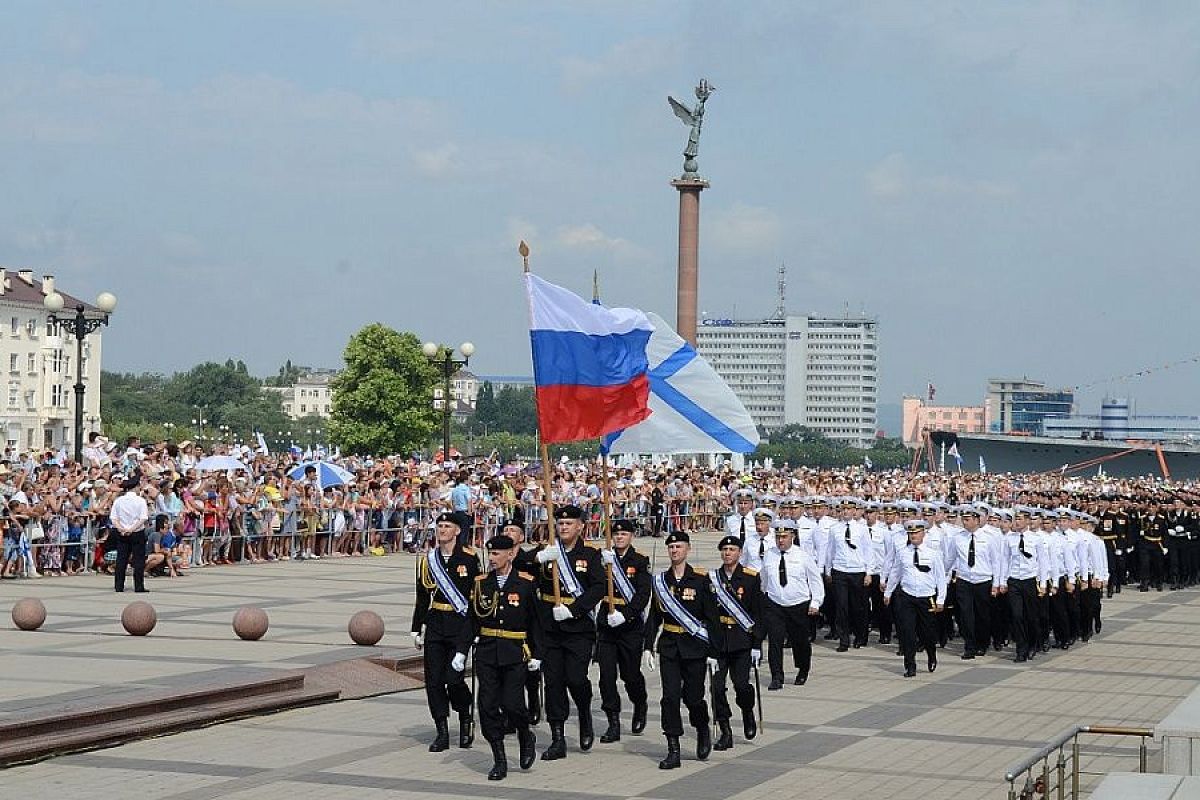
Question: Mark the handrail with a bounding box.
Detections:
[1004,724,1155,800]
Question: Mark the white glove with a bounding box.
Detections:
[706,657,719,675]
[527,658,542,672]
[410,630,423,649]
[600,548,616,566]
[1114,549,1122,556]
[1163,548,1170,555]
[536,545,562,564]
[642,651,657,672]
[1176,526,1185,533]
[750,648,761,666]
[552,604,572,622]
[606,610,626,628]
[451,652,466,672]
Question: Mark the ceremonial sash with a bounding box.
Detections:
[653,572,709,642]
[554,544,584,599]
[710,571,754,633]
[610,552,635,603]
[426,551,469,616]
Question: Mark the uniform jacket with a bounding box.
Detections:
[644,563,720,661]
[467,568,541,666]
[412,544,481,640]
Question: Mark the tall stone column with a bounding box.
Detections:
[672,177,708,347]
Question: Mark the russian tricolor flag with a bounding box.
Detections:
[525,272,653,444]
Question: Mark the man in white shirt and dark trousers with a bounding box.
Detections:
[884,520,947,677]
[726,488,756,544]
[111,476,151,593]
[760,519,824,690]
[948,507,1002,660]
[825,499,874,652]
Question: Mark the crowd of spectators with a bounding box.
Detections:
[0,429,1193,582]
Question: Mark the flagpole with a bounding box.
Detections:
[601,449,615,614]
[522,240,561,605]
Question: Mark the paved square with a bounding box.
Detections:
[3,533,1198,799]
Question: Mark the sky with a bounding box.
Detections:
[2,1,1199,422]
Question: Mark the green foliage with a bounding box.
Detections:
[473,382,537,435]
[754,432,910,470]
[163,361,262,412]
[327,324,439,455]
[263,359,303,387]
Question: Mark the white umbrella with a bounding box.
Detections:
[196,455,250,472]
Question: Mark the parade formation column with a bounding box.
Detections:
[672,176,708,348]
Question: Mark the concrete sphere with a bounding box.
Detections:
[11,597,46,631]
[232,606,269,641]
[348,610,384,646]
[121,601,157,636]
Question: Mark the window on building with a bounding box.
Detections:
[7,386,16,407]
[26,319,37,338]
[26,354,35,373]
[300,404,307,413]
[8,354,16,373]
[10,317,17,336]
[51,384,64,407]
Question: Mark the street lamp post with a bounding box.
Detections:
[192,407,208,440]
[422,341,474,465]
[43,290,117,464]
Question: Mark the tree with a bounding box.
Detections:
[164,362,263,413]
[474,381,499,430]
[263,359,304,387]
[771,424,831,445]
[327,324,439,455]
[493,386,538,434]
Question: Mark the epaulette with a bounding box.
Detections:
[517,571,535,581]
[692,566,707,576]
[462,546,476,556]
[585,541,602,549]
[475,574,487,581]
[742,567,758,577]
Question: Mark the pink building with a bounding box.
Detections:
[902,396,989,447]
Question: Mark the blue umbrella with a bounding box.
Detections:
[287,460,354,488]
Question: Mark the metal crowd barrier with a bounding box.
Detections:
[11,498,726,579]
[1004,725,1154,800]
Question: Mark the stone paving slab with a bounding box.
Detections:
[4,533,1200,799]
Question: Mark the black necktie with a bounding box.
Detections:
[913,546,930,573]
[967,534,976,568]
[845,524,856,550]
[1019,533,1032,559]
[779,553,789,587]
[759,533,765,559]
[739,515,746,546]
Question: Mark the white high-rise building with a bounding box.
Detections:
[696,313,878,447]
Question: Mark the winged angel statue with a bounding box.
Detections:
[668,79,715,177]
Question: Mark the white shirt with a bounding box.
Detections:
[739,527,772,571]
[826,518,874,574]
[948,527,1003,588]
[885,542,948,606]
[761,545,825,609]
[726,512,754,539]
[111,490,150,534]
[1001,529,1048,583]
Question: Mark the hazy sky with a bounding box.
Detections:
[2,2,1199,417]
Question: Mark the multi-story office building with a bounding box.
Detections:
[696,313,878,447]
[0,270,104,452]
[901,396,989,447]
[985,378,1075,434]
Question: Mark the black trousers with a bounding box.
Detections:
[1103,541,1124,591]
[1066,579,1082,639]
[868,574,891,640]
[1140,543,1165,587]
[477,659,528,743]
[767,600,811,680]
[991,591,1010,649]
[543,631,594,724]
[525,667,541,717]
[1169,539,1187,584]
[894,590,936,672]
[423,636,472,721]
[597,624,647,713]
[1050,578,1072,645]
[659,653,708,737]
[956,579,992,655]
[114,530,147,592]
[1006,578,1040,659]
[1079,584,1102,638]
[832,570,868,646]
[711,649,754,722]
[1036,586,1052,647]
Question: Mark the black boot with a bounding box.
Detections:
[599,710,621,743]
[578,706,594,751]
[697,723,712,761]
[713,720,733,751]
[487,740,507,781]
[459,713,474,749]
[631,702,648,735]
[429,718,450,752]
[658,735,681,769]
[743,707,758,740]
[518,726,536,770]
[541,722,567,760]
